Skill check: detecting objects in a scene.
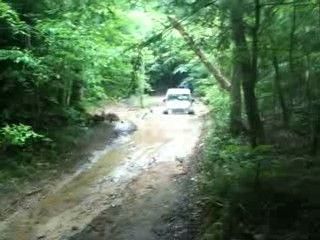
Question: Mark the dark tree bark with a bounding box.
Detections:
[308,54,320,155]
[70,69,83,105]
[289,4,296,74]
[311,86,320,155]
[272,54,289,127]
[318,0,320,26]
[230,55,244,136]
[252,0,260,85]
[311,115,320,155]
[168,16,231,91]
[230,0,265,147]
[288,3,297,110]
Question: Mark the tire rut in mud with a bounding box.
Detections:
[68,164,201,240]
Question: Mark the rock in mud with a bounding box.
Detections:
[105,113,120,122]
[114,120,137,135]
[71,226,79,231]
[91,112,120,123]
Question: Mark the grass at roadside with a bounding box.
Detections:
[0,125,87,184]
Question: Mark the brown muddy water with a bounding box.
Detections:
[0,99,207,240]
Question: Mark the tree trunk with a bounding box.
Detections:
[251,0,260,85]
[289,4,296,74]
[230,0,265,147]
[168,16,231,91]
[311,115,320,155]
[272,54,289,127]
[308,54,320,155]
[288,3,297,109]
[66,78,73,106]
[318,0,320,26]
[71,79,83,104]
[242,76,265,147]
[62,77,73,107]
[311,91,320,155]
[230,56,243,136]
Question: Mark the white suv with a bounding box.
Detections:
[163,88,195,114]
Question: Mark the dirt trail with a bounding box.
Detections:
[0,97,207,240]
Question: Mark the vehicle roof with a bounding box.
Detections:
[165,88,191,95]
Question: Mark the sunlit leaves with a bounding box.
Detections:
[0,0,28,35]
[0,124,46,146]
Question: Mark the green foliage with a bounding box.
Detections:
[200,123,320,239]
[146,30,197,91]
[197,82,231,128]
[0,0,160,130]
[0,124,45,147]
[0,0,28,35]
[1,2,320,237]
[0,0,160,182]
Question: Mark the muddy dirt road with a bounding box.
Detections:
[0,98,207,240]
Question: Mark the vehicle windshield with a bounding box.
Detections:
[167,94,191,101]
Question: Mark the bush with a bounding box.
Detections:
[199,125,320,240]
[0,124,46,148]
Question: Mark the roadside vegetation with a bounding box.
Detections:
[1,0,320,239]
[0,1,155,187]
[180,1,320,239]
[198,89,320,239]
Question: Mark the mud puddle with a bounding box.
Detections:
[0,98,207,240]
[70,162,186,240]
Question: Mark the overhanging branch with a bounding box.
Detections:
[168,16,231,91]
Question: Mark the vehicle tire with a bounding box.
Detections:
[163,110,168,114]
[188,110,195,115]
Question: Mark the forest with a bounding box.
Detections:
[1,0,320,239]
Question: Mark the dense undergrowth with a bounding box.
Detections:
[0,122,95,189]
[198,89,320,240]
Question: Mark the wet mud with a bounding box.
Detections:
[0,98,207,240]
